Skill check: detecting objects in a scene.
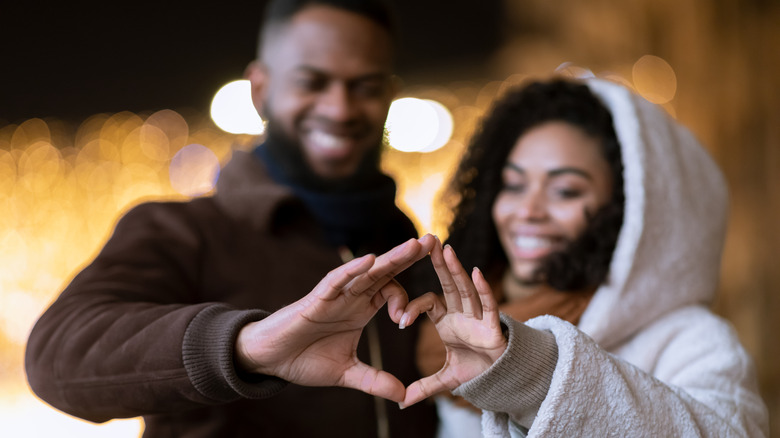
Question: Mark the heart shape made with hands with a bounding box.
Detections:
[235,235,507,409]
[389,241,508,408]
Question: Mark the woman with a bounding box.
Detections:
[402,78,768,437]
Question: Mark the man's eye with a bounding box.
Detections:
[296,77,326,91]
[352,82,385,98]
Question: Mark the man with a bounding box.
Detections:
[25,1,438,437]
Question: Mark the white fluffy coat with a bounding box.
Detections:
[447,78,769,437]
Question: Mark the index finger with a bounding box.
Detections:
[346,234,436,297]
[443,245,483,319]
[430,240,462,313]
[317,253,377,300]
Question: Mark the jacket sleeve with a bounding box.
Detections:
[24,202,287,423]
[452,313,558,429]
[457,312,768,437]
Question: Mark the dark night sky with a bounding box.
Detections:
[1,1,503,124]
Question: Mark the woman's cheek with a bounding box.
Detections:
[492,195,511,224]
[551,203,591,238]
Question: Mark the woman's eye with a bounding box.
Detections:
[555,188,583,199]
[501,183,525,193]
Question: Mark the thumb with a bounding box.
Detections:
[379,280,408,324]
[342,361,406,403]
[400,373,448,409]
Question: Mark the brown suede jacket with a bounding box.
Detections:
[25,150,437,438]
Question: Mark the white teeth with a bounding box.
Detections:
[514,236,552,250]
[309,131,349,151]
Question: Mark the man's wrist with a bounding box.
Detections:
[183,305,278,401]
[235,321,259,373]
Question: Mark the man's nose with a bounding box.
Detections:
[315,83,354,122]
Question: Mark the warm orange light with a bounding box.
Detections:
[169,143,221,196]
[0,84,476,436]
[632,55,677,104]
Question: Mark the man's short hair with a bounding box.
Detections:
[258,0,398,57]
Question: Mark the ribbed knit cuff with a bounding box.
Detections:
[182,304,288,403]
[452,313,558,428]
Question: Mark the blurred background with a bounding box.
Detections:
[1,0,778,436]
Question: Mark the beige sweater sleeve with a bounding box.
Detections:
[452,313,558,428]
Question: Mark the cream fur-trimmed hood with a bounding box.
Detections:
[578,78,729,350]
[454,78,765,438]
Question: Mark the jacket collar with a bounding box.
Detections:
[213,149,298,231]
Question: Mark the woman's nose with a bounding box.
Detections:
[515,190,548,221]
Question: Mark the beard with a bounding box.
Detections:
[260,111,385,193]
[516,200,624,292]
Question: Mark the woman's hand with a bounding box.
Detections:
[399,239,507,408]
[235,234,436,404]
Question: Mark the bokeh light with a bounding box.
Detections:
[210,80,265,135]
[1,396,143,437]
[632,55,677,104]
[169,144,221,196]
[400,171,448,232]
[386,98,454,153]
[420,100,455,152]
[555,62,595,79]
[2,68,705,437]
[0,106,249,434]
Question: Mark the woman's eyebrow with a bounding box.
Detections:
[548,167,593,180]
[504,162,592,180]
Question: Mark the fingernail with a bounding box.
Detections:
[399,313,409,329]
[398,402,406,410]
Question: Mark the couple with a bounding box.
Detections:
[25,0,767,436]
[224,77,768,437]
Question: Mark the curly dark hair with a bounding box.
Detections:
[442,78,625,293]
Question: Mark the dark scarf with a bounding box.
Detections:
[253,139,402,253]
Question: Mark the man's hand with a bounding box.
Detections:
[235,234,436,403]
[399,240,507,408]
